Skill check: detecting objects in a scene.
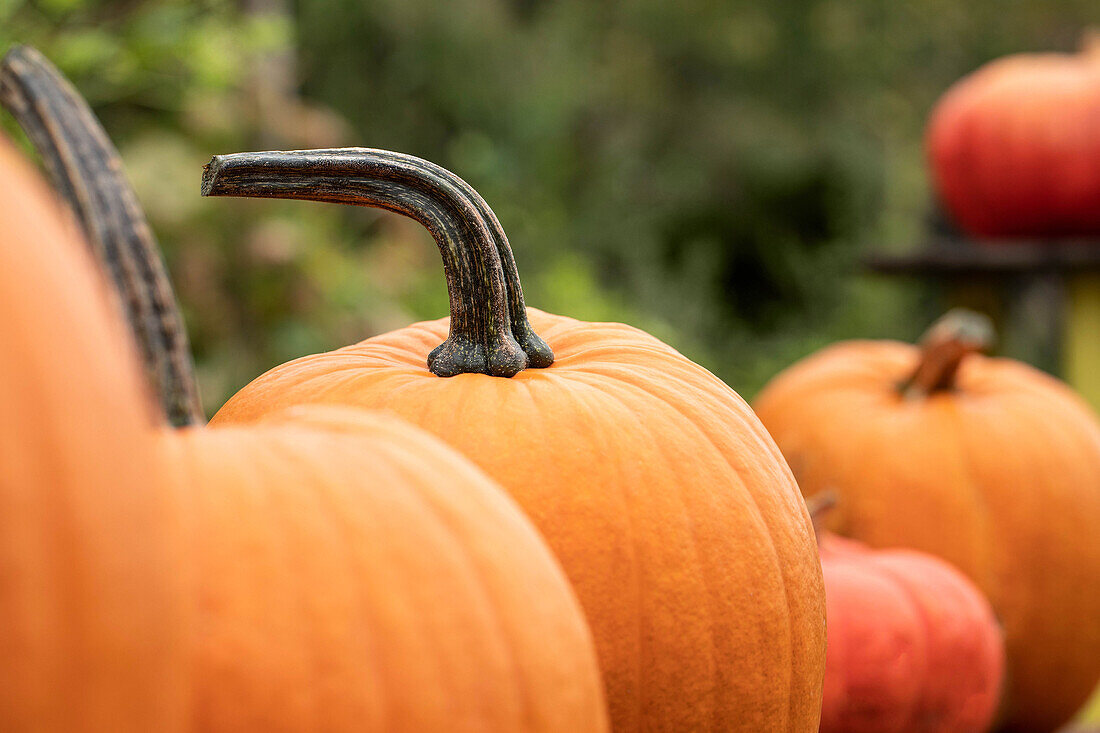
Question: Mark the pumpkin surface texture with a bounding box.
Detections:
[167,406,610,733]
[3,49,610,733]
[754,310,1100,732]
[0,133,188,731]
[204,148,827,732]
[927,33,1100,237]
[811,496,1004,733]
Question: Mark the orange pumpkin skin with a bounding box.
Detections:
[213,309,827,732]
[0,138,189,731]
[818,533,1004,733]
[166,405,608,733]
[1,59,609,733]
[754,339,1100,732]
[927,39,1100,237]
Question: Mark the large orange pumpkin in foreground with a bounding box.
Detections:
[810,496,1004,733]
[927,33,1100,237]
[204,148,827,732]
[755,310,1100,732]
[0,135,188,731]
[3,47,610,733]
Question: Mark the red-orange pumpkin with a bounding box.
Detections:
[3,47,611,733]
[754,310,1100,732]
[927,33,1100,237]
[0,134,189,731]
[203,148,827,732]
[811,496,1004,733]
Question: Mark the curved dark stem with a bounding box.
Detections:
[0,45,203,426]
[420,166,553,368]
[202,147,552,376]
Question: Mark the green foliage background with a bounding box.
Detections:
[1,0,1097,412]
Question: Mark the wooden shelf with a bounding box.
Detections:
[865,238,1100,277]
[863,233,1100,410]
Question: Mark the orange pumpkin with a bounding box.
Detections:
[810,495,1004,733]
[0,134,189,731]
[4,48,610,733]
[755,310,1100,732]
[169,405,610,732]
[927,33,1100,237]
[203,148,827,732]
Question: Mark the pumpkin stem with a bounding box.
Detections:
[805,490,837,541]
[0,45,203,426]
[900,309,994,400]
[201,148,552,377]
[1081,28,1100,60]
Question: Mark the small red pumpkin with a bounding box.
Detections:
[927,32,1100,237]
[811,495,1005,733]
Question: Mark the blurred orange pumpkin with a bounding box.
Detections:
[927,33,1100,237]
[811,496,1004,733]
[755,310,1100,732]
[0,133,189,732]
[2,48,610,733]
[204,148,827,732]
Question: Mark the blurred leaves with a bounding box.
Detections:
[2,0,1097,412]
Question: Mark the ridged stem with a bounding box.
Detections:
[427,163,553,368]
[0,45,203,426]
[201,147,552,377]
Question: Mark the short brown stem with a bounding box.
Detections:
[201,148,552,377]
[900,309,994,399]
[1081,28,1100,59]
[805,490,838,540]
[0,45,203,426]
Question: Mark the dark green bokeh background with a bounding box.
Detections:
[1,0,1097,413]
